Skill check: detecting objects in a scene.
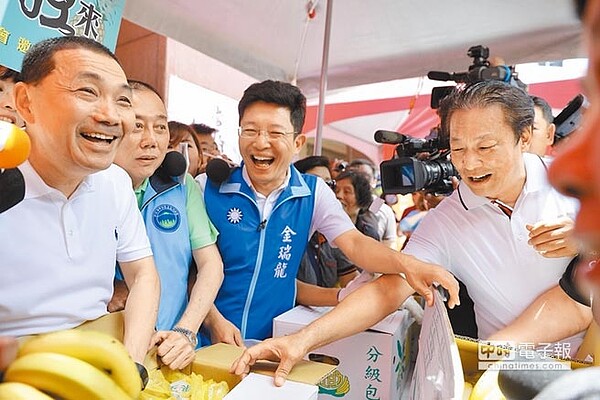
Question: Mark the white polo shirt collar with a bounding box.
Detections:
[456,152,547,211]
[520,153,549,195]
[20,160,95,200]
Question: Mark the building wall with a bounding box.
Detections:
[115,19,167,99]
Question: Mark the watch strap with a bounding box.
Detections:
[172,326,198,347]
[135,362,149,390]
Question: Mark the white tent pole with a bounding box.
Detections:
[313,0,333,156]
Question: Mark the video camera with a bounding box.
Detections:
[428,45,527,109]
[376,45,529,195]
[376,128,458,195]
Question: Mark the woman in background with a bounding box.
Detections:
[334,171,380,241]
[168,121,203,178]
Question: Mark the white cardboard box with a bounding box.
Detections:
[224,372,318,400]
[190,343,336,400]
[273,306,414,400]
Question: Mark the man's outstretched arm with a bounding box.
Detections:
[333,229,459,308]
[231,274,415,386]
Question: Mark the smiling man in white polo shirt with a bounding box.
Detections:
[0,36,160,365]
[406,81,589,345]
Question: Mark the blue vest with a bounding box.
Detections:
[140,173,192,332]
[204,166,317,340]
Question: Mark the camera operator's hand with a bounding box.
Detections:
[423,177,459,209]
[526,216,578,258]
[451,176,460,190]
[423,193,446,209]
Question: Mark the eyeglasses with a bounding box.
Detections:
[238,127,296,140]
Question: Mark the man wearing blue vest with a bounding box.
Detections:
[199,80,459,344]
[111,81,224,369]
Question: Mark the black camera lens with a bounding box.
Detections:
[334,162,348,172]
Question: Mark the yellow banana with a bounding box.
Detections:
[19,329,141,398]
[4,352,130,400]
[463,381,473,400]
[0,382,54,400]
[469,366,505,400]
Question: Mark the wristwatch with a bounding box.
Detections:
[135,362,149,390]
[172,326,198,348]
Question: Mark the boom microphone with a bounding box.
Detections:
[427,71,454,81]
[158,151,187,178]
[533,368,600,399]
[499,368,568,399]
[497,352,568,399]
[206,157,233,184]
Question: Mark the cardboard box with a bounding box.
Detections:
[75,311,124,340]
[141,343,334,399]
[273,306,415,400]
[192,343,337,400]
[225,373,318,400]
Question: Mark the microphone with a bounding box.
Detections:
[497,353,569,399]
[206,158,233,184]
[427,71,454,81]
[0,121,30,169]
[0,122,29,213]
[257,219,267,231]
[0,168,25,213]
[532,368,600,399]
[157,151,187,179]
[374,130,407,145]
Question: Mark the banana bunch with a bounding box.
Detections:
[0,382,54,400]
[1,329,142,399]
[140,365,229,400]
